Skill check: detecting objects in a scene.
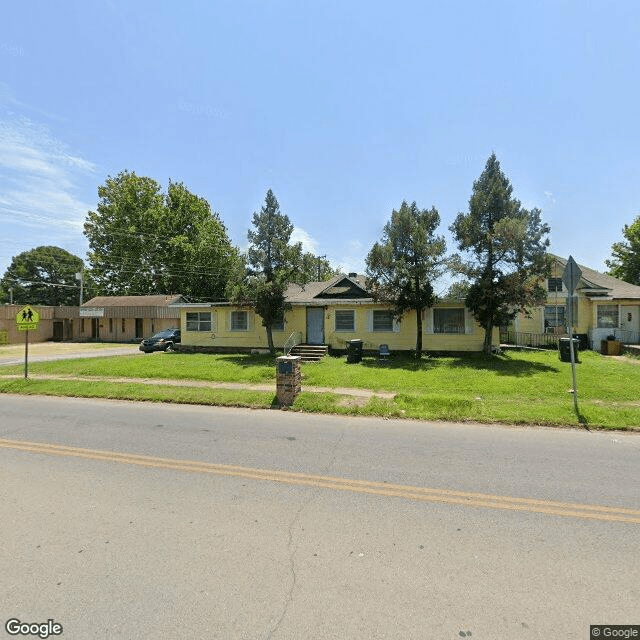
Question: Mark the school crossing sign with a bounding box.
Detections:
[16,305,40,331]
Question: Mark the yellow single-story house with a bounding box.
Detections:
[175,274,496,354]
[511,256,640,352]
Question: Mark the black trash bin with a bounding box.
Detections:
[575,333,589,351]
[559,337,580,363]
[346,339,363,363]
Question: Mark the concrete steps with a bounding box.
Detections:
[289,344,328,362]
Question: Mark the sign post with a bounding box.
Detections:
[16,305,40,379]
[562,257,582,416]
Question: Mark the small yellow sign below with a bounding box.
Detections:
[16,305,40,331]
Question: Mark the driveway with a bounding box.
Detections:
[0,342,142,366]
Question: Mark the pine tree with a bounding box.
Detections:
[238,189,302,354]
[366,200,446,358]
[450,154,551,355]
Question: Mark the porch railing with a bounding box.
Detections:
[500,331,562,349]
[284,331,303,355]
[609,329,640,345]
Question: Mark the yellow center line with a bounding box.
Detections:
[1,437,639,524]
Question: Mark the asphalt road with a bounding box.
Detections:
[1,396,639,639]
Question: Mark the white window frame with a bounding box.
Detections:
[335,309,355,332]
[424,308,473,334]
[230,310,249,331]
[544,305,566,332]
[372,310,394,332]
[433,308,466,334]
[597,304,619,329]
[186,312,212,332]
[548,277,563,292]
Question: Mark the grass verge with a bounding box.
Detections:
[0,378,275,409]
[1,350,639,429]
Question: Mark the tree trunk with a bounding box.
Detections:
[483,321,494,356]
[266,324,275,356]
[415,306,423,358]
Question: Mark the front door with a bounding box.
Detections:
[52,321,63,342]
[306,307,324,345]
[620,305,639,340]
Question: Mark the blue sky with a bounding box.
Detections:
[1,0,639,296]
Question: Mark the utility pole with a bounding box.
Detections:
[76,269,84,306]
[317,254,326,280]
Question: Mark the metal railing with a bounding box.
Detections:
[500,331,563,349]
[611,329,640,345]
[284,331,303,355]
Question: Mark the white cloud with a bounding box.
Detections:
[290,227,318,253]
[0,111,96,235]
[336,239,366,275]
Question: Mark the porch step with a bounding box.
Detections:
[289,344,328,362]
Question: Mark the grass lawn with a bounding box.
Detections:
[1,350,639,430]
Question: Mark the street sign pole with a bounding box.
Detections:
[562,256,582,419]
[568,324,578,414]
[16,305,40,379]
[24,329,29,380]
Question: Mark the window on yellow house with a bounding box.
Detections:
[373,310,393,332]
[433,308,465,334]
[544,305,565,332]
[272,311,285,332]
[597,305,618,328]
[335,310,355,332]
[548,278,563,292]
[231,311,248,331]
[186,312,212,331]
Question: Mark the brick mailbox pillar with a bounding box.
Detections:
[276,355,302,406]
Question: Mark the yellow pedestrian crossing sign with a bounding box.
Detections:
[16,305,40,331]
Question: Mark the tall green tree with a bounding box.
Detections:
[84,171,239,300]
[365,200,446,358]
[0,246,84,306]
[450,153,551,355]
[161,180,241,300]
[230,189,303,355]
[606,215,640,285]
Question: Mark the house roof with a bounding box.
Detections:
[82,294,187,307]
[285,274,373,304]
[551,256,640,300]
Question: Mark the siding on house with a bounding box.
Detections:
[510,256,640,350]
[80,295,184,342]
[178,300,493,353]
[0,305,79,344]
